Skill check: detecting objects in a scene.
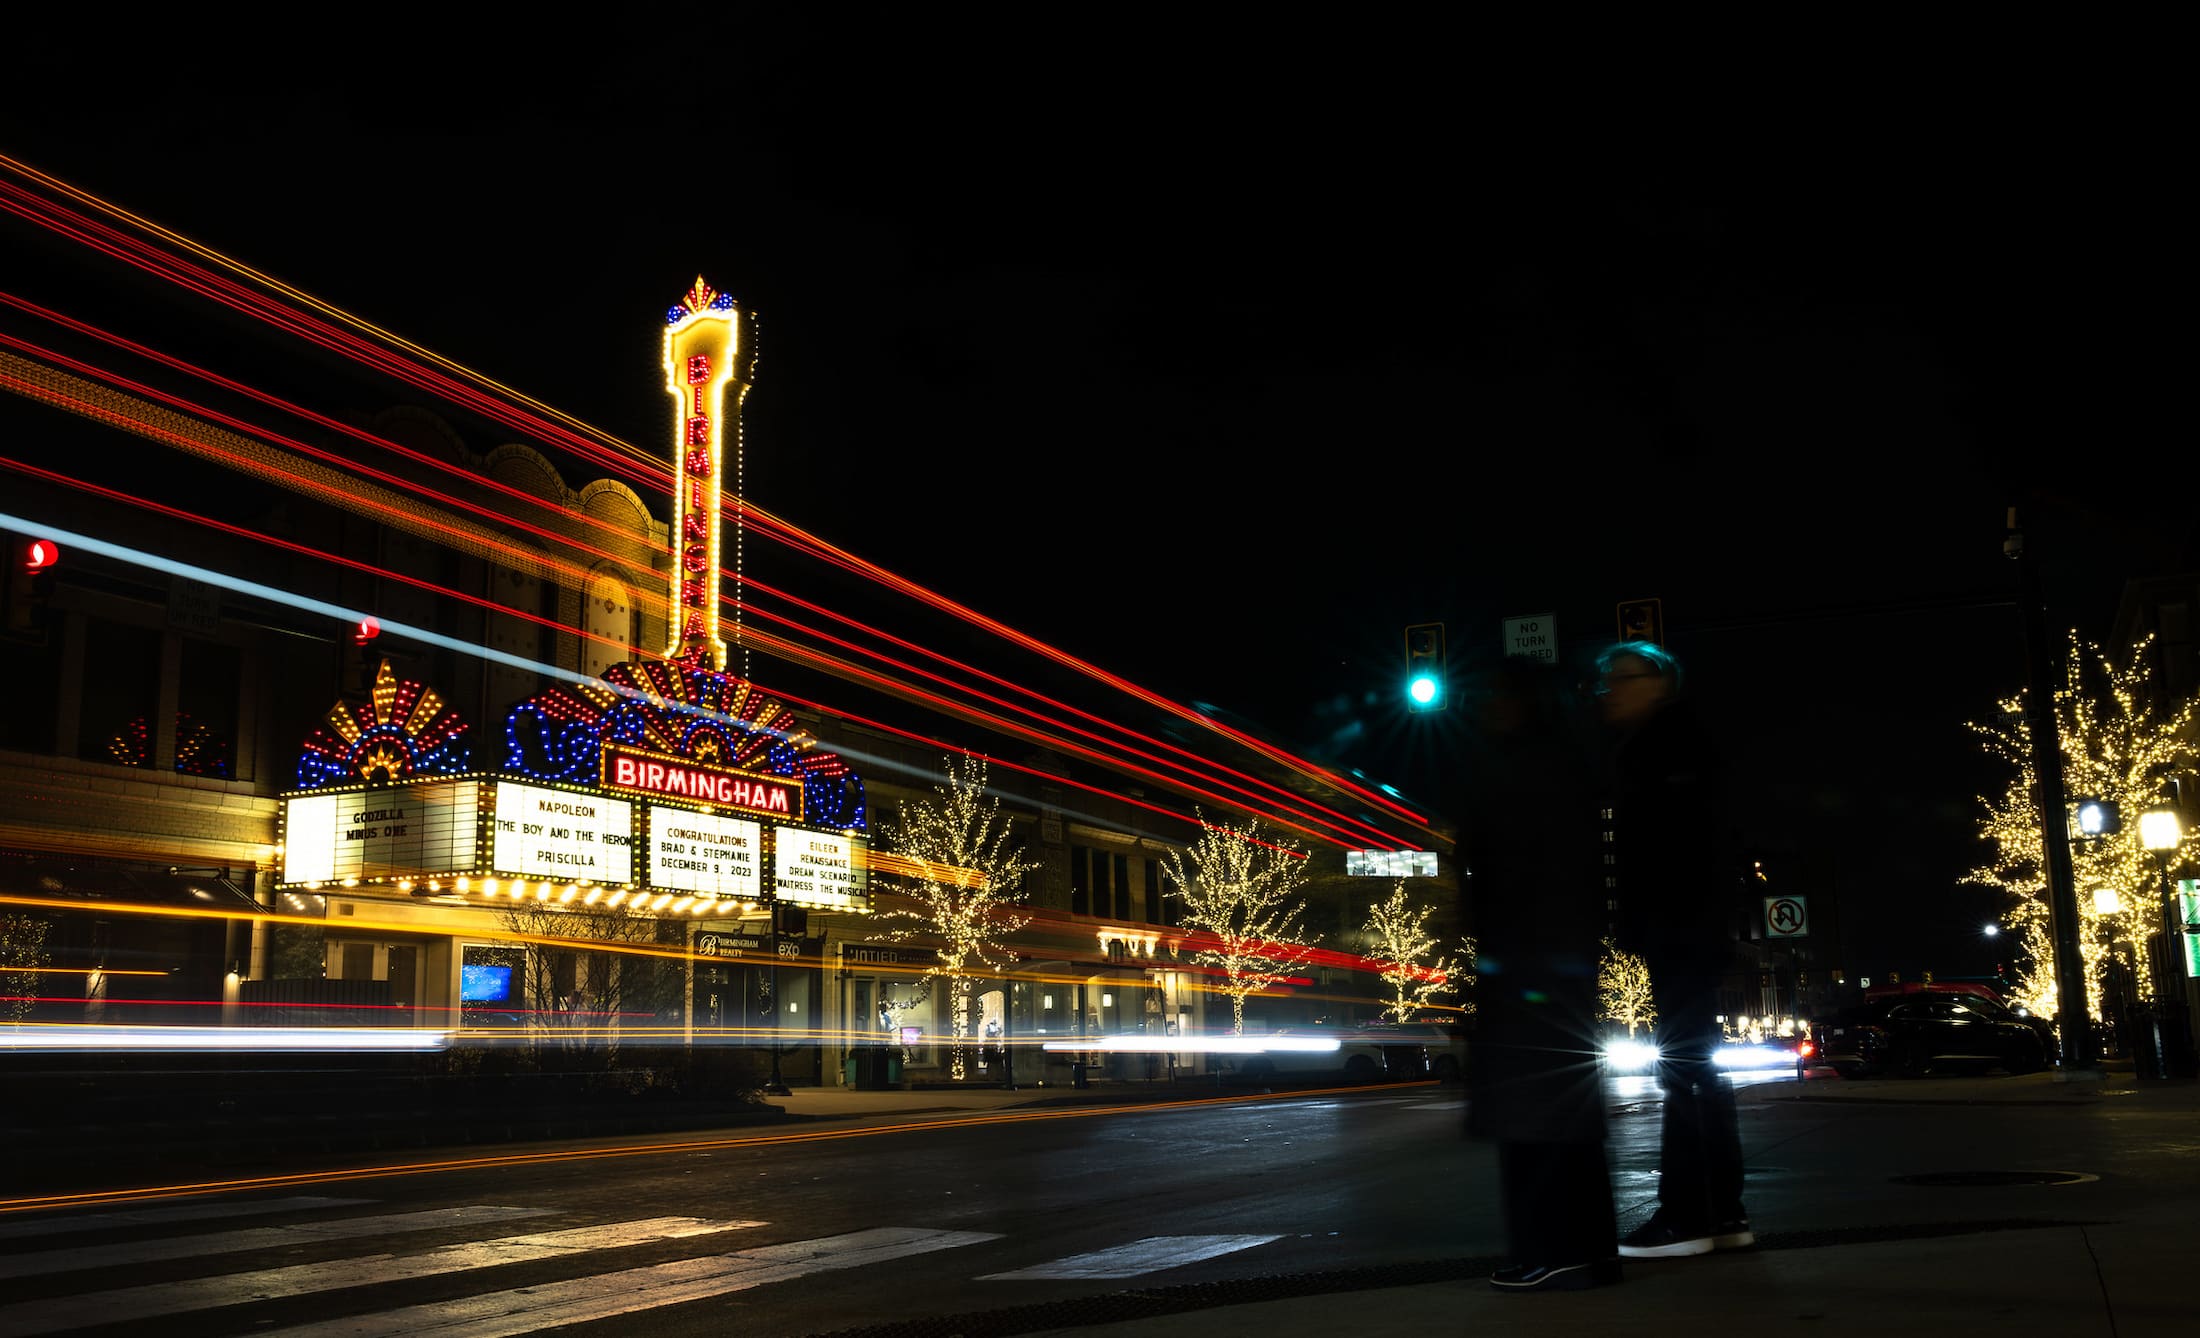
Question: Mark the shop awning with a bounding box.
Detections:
[0,851,261,913]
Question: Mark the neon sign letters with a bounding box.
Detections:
[661,277,747,672]
[602,743,799,817]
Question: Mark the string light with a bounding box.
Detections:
[1968,631,2198,1017]
[296,659,471,789]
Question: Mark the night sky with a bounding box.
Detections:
[5,29,2191,978]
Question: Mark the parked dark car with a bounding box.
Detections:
[1359,1020,1465,1081]
[1225,1026,1429,1084]
[1812,991,2052,1078]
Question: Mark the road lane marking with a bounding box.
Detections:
[0,1217,764,1337]
[979,1234,1284,1279]
[0,1206,544,1280]
[0,1197,371,1240]
[244,1226,1002,1338]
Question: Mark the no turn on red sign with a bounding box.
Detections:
[1764,896,1809,939]
[1502,613,1557,663]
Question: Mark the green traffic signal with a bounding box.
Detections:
[1404,622,1446,712]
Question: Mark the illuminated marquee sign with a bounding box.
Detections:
[773,825,868,909]
[603,744,798,818]
[661,276,751,673]
[650,805,763,900]
[281,780,479,885]
[491,782,634,883]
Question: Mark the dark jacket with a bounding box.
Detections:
[1606,694,1731,985]
[1458,661,1610,1145]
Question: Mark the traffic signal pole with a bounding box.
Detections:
[2006,508,2099,1079]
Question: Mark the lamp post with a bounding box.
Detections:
[2136,801,2186,1080]
[763,899,791,1096]
[1000,961,1017,1092]
[2141,803,2183,991]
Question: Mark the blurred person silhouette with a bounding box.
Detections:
[1594,639,1751,1258]
[1456,655,1622,1293]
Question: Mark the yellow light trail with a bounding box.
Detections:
[0,1081,1431,1215]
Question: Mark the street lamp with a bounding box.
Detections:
[2142,802,2183,986]
[2140,804,2183,858]
[2134,799,2189,1079]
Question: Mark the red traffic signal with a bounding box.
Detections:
[6,534,60,635]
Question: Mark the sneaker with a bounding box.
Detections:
[1616,1212,1715,1258]
[1489,1258,1623,1292]
[1711,1218,1754,1250]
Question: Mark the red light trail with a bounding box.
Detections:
[0,154,1441,850]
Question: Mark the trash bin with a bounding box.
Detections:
[2129,1003,2197,1081]
[846,1047,895,1090]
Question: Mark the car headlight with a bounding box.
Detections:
[1603,1039,1661,1070]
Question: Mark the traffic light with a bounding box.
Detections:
[345,616,380,696]
[1404,622,1446,712]
[1616,597,1662,645]
[4,534,60,636]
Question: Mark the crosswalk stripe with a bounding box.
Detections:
[0,1217,765,1337]
[977,1234,1283,1280]
[0,1206,544,1281]
[0,1198,372,1242]
[247,1227,1003,1338]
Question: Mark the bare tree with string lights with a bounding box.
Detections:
[1598,936,1657,1038]
[1967,631,2198,1021]
[876,754,1037,1080]
[1361,880,1462,1022]
[1162,812,1321,1035]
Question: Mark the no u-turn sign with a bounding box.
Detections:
[1764,896,1809,939]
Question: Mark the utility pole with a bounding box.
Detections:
[2006,507,2099,1079]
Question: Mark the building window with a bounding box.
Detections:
[1144,859,1164,925]
[0,632,61,753]
[177,639,240,779]
[2161,602,2193,698]
[1092,851,1113,921]
[1112,853,1130,920]
[79,620,162,767]
[1070,845,1090,916]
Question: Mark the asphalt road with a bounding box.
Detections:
[2,1071,2187,1336]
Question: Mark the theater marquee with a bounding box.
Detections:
[773,826,867,909]
[649,805,763,901]
[281,779,479,886]
[491,782,634,884]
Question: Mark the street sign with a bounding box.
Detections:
[1502,613,1557,663]
[1764,895,1809,938]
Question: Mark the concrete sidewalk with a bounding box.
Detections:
[766,1066,2200,1338]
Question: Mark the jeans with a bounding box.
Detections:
[1653,984,1745,1226]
